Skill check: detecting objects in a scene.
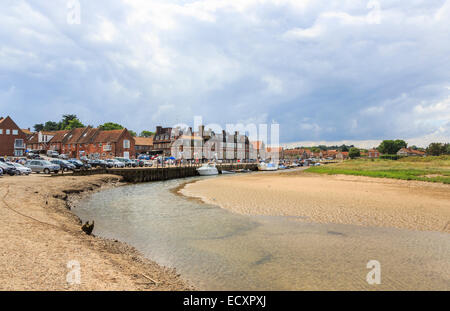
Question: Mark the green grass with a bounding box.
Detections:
[306,156,450,184]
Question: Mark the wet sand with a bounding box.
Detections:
[0,174,190,290]
[181,171,450,233]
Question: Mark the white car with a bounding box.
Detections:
[9,162,32,175]
[106,159,125,168]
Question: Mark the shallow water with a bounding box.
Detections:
[74,177,450,290]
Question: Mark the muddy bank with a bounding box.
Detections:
[0,174,192,290]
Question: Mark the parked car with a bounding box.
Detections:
[115,157,135,167]
[142,160,153,167]
[50,159,76,172]
[25,160,60,174]
[106,159,125,168]
[68,159,91,170]
[89,159,111,168]
[131,159,144,167]
[0,167,3,176]
[58,154,69,160]
[47,150,60,158]
[8,162,32,175]
[0,162,18,176]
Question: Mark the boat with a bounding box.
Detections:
[221,170,235,174]
[257,161,278,171]
[197,163,219,176]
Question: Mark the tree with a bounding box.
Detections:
[349,147,361,159]
[139,130,155,137]
[44,121,59,131]
[98,122,124,131]
[377,140,407,154]
[65,118,85,130]
[340,144,349,152]
[33,124,44,132]
[426,143,446,156]
[129,130,137,137]
[445,143,450,155]
[60,114,78,130]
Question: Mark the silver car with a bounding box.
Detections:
[9,162,32,175]
[26,160,60,174]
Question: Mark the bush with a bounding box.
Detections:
[380,154,403,160]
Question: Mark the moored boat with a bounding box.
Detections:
[197,163,219,176]
[257,162,278,171]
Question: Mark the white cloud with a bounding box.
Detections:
[0,0,449,145]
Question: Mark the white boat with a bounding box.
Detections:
[197,163,219,176]
[257,162,278,171]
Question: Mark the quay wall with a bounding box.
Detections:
[72,164,258,183]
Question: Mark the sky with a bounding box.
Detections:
[1,0,450,148]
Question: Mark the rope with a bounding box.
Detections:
[1,185,60,229]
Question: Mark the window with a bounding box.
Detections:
[6,129,10,135]
[123,140,130,149]
[14,150,23,156]
[0,129,2,134]
[14,139,24,148]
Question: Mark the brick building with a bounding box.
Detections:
[134,136,154,155]
[31,126,135,159]
[0,116,27,157]
[368,149,381,158]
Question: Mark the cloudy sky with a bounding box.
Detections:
[1,0,450,147]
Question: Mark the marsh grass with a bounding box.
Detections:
[307,156,450,184]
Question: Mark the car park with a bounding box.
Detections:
[9,162,32,175]
[25,160,60,174]
[50,159,76,172]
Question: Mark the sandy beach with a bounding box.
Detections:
[181,170,450,233]
[0,174,190,291]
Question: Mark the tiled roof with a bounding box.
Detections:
[399,148,425,155]
[65,127,89,144]
[27,134,39,144]
[134,136,153,146]
[93,129,126,143]
[21,129,33,135]
[78,128,99,144]
[48,130,71,143]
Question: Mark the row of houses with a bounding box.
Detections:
[0,116,430,160]
[283,147,425,160]
[0,116,277,161]
[283,148,350,160]
[151,125,274,161]
[26,126,136,159]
